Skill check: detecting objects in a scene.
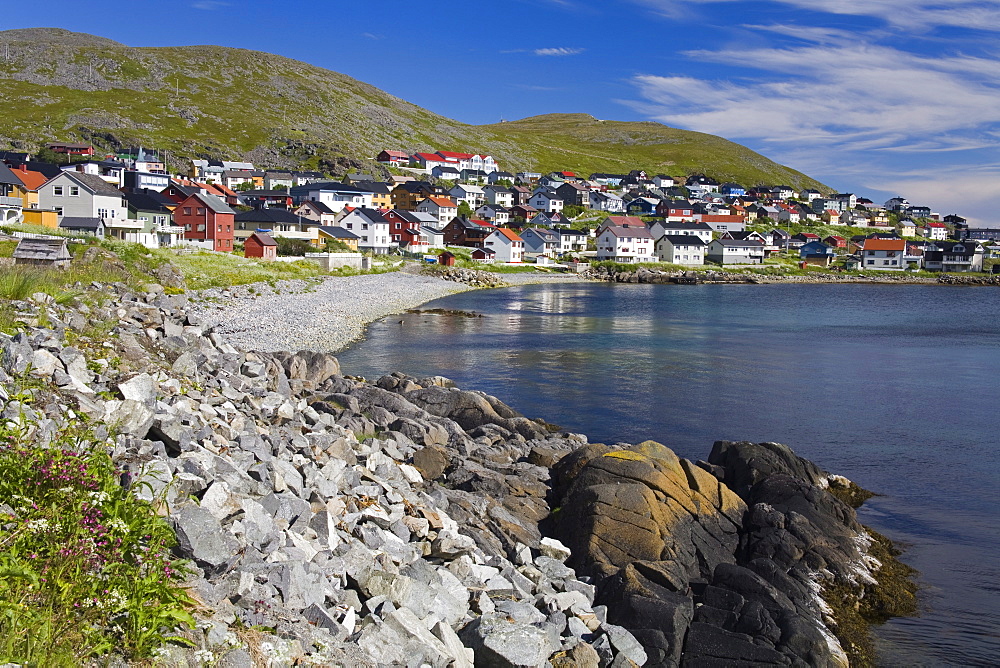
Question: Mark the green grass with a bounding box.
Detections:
[0,388,194,664]
[162,251,327,289]
[0,31,828,189]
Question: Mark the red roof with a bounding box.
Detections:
[800,232,820,239]
[494,227,522,242]
[437,151,473,160]
[415,153,449,163]
[381,150,409,159]
[560,171,576,177]
[424,196,456,208]
[13,169,48,190]
[605,216,646,226]
[925,222,947,228]
[863,238,905,251]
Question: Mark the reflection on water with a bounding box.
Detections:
[338,282,1000,666]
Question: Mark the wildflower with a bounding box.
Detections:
[26,518,50,531]
[224,631,241,647]
[193,649,214,665]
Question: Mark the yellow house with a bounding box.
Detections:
[315,225,360,250]
[10,167,48,209]
[22,209,60,229]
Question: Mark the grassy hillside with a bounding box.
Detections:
[0,28,827,190]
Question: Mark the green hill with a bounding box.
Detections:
[0,28,827,190]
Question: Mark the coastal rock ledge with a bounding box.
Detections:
[0,281,914,666]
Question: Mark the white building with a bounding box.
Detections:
[655,235,705,265]
[482,227,524,263]
[596,224,655,262]
[337,208,392,254]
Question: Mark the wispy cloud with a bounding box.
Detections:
[534,47,585,56]
[631,0,1000,32]
[191,0,229,9]
[628,42,1000,151]
[361,32,384,40]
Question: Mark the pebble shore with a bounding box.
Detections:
[190,269,583,353]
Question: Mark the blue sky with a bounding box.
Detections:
[4,0,998,223]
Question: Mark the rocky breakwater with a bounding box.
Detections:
[584,266,760,284]
[425,266,512,288]
[550,440,915,666]
[0,284,648,666]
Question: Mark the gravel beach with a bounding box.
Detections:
[190,268,582,353]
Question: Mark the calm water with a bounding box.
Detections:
[337,283,1000,666]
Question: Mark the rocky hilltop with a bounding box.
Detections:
[0,275,913,666]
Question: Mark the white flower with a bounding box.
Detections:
[26,518,50,531]
[88,491,110,503]
[193,648,215,665]
[224,631,241,647]
[151,645,170,658]
[107,519,127,532]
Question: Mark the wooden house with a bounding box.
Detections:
[12,238,72,268]
[244,232,278,260]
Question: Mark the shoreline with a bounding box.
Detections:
[190,268,584,353]
[190,265,996,355]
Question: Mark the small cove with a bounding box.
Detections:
[336,281,1000,666]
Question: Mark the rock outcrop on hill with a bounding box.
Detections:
[0,281,912,666]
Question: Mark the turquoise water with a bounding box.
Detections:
[337,282,1000,666]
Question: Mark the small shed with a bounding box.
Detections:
[438,250,457,266]
[471,247,496,263]
[12,238,72,268]
[245,231,278,260]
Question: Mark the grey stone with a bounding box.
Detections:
[460,613,557,668]
[601,623,648,666]
[172,504,239,568]
[30,348,61,378]
[118,373,157,403]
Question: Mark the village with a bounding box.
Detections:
[1,142,997,274]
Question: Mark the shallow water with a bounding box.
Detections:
[337,282,1000,666]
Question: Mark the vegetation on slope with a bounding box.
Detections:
[0,28,827,190]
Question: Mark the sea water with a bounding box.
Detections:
[337,282,1000,666]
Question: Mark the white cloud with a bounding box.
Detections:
[631,0,1000,32]
[629,43,1000,150]
[191,0,229,9]
[534,47,585,56]
[870,168,1000,225]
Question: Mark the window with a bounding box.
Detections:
[197,208,206,215]
[69,186,80,196]
[183,207,191,215]
[53,186,63,196]
[98,208,108,219]
[217,225,222,232]
[54,206,63,215]
[867,260,875,265]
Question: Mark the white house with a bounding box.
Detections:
[60,160,126,187]
[860,238,906,270]
[416,196,459,226]
[655,235,705,265]
[448,184,486,209]
[558,228,589,254]
[39,171,154,245]
[38,171,128,222]
[649,220,714,244]
[706,239,764,264]
[596,224,655,262]
[475,204,511,225]
[292,182,373,213]
[528,192,564,214]
[482,227,524,263]
[589,191,626,213]
[653,175,675,189]
[923,222,948,240]
[483,185,514,207]
[337,208,392,254]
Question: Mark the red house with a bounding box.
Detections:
[824,235,847,248]
[46,142,94,156]
[244,232,278,260]
[173,192,236,252]
[383,209,423,244]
